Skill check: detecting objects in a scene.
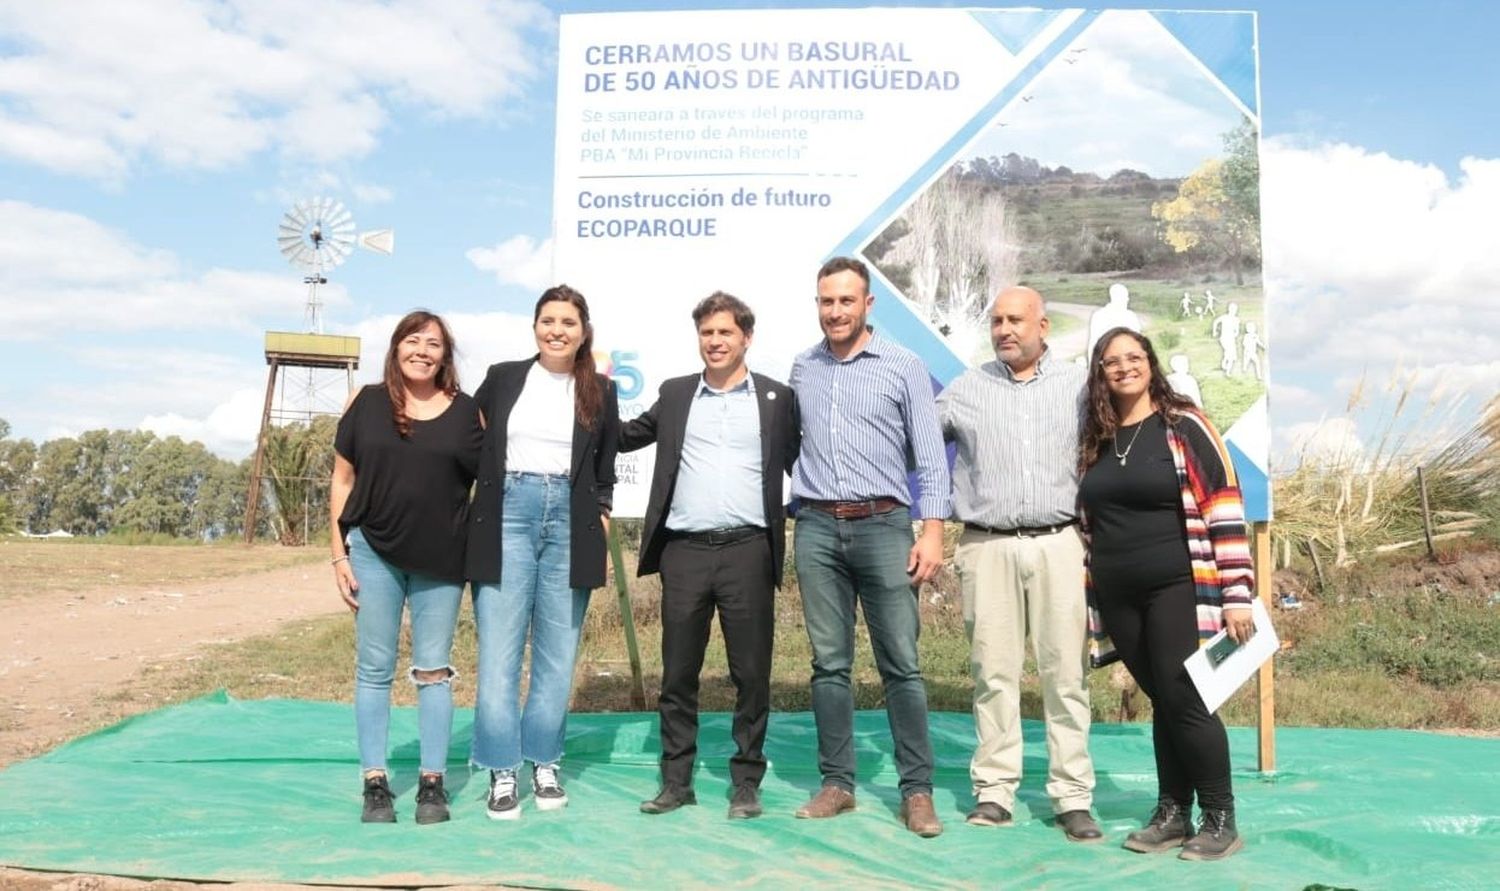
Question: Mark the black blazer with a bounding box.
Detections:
[466,357,619,588]
[618,371,799,587]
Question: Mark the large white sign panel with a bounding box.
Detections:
[554,8,1269,520]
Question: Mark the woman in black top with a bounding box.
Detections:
[1078,327,1254,861]
[467,285,619,820]
[329,310,482,825]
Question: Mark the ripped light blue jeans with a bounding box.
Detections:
[348,527,464,776]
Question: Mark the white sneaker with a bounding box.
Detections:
[532,762,568,810]
[486,769,520,821]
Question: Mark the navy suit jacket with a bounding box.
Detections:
[618,371,799,586]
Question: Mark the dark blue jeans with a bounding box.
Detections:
[794,507,934,797]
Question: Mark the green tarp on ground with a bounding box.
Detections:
[0,693,1495,888]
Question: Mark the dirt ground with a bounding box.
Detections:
[0,549,534,891]
[0,561,344,769]
[0,555,398,891]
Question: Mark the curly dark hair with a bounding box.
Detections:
[1079,327,1196,472]
[383,310,460,438]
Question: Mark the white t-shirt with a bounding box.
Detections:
[505,363,574,474]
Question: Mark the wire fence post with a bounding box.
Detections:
[1417,465,1437,560]
[606,522,647,709]
[1254,521,1276,772]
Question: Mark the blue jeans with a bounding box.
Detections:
[471,472,592,771]
[794,507,934,797]
[348,527,464,776]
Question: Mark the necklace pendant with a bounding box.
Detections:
[1119,455,1127,466]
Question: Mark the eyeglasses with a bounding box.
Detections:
[1100,352,1148,372]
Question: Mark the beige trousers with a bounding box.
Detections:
[956,525,1094,814]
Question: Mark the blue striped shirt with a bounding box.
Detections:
[790,329,951,519]
[937,348,1086,527]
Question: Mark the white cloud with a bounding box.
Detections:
[0,200,347,338]
[975,10,1247,178]
[466,234,554,292]
[351,183,395,205]
[1261,139,1500,439]
[0,0,553,178]
[1280,418,1367,470]
[140,388,266,459]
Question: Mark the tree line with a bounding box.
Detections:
[0,416,336,543]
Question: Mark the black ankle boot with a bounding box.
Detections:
[1179,807,1243,860]
[1123,799,1191,853]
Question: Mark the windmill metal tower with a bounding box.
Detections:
[243,198,394,543]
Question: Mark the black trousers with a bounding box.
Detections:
[657,534,775,791]
[1095,574,1234,811]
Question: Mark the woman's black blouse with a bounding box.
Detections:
[334,385,483,582]
[1078,413,1193,592]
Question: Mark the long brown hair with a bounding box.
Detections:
[383,310,460,438]
[535,285,604,428]
[1079,327,1196,471]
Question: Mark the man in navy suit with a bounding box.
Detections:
[619,291,799,820]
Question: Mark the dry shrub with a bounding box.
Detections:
[1274,380,1499,568]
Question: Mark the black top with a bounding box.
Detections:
[1078,413,1192,592]
[335,385,483,582]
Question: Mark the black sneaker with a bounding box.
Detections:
[486,769,520,821]
[532,762,568,811]
[414,773,450,825]
[361,774,396,823]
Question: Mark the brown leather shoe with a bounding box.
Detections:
[901,792,943,838]
[794,784,856,819]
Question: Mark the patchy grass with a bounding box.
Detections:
[30,532,1499,768]
[0,538,324,601]
[85,539,1500,740]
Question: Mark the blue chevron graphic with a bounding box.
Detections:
[970,9,1064,57]
[1150,11,1259,117]
[1227,440,1270,522]
[833,10,1102,387]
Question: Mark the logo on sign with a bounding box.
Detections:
[594,349,645,401]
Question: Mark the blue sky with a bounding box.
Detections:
[2,0,1496,463]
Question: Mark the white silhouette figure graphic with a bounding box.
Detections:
[1241,321,1265,381]
[1202,289,1217,317]
[1167,354,1204,407]
[1211,302,1242,375]
[1180,291,1193,317]
[1088,283,1143,357]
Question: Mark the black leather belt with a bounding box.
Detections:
[803,498,904,520]
[668,525,764,545]
[963,520,1077,538]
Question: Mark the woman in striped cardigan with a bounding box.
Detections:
[1077,327,1254,861]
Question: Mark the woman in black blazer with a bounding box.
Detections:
[466,285,619,820]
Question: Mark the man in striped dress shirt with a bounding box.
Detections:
[937,285,1102,843]
[788,256,951,838]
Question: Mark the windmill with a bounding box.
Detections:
[243,198,394,543]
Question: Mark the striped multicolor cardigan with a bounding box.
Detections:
[1081,408,1255,668]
